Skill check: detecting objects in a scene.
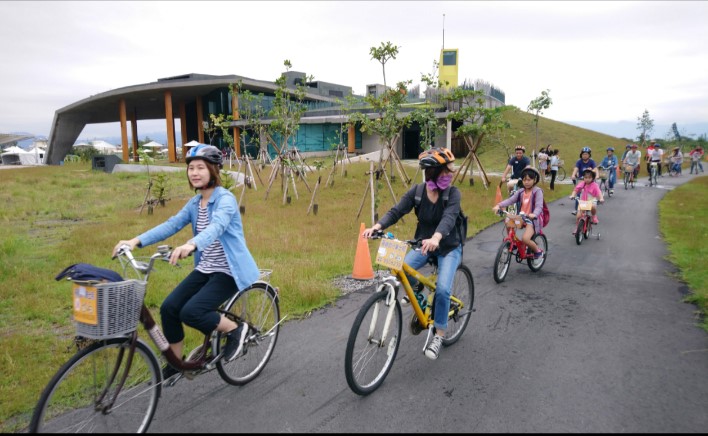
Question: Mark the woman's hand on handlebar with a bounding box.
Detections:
[169,243,196,265]
[112,238,140,258]
[362,224,382,239]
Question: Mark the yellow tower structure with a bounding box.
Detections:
[439,48,459,89]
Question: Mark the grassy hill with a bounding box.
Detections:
[473,106,632,173]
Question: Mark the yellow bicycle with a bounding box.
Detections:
[344,231,475,395]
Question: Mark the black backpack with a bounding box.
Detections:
[413,183,468,248]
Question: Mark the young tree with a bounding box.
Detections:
[527,89,553,167]
[369,41,399,89]
[443,88,510,188]
[636,109,654,146]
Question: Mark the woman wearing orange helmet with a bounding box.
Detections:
[363,147,463,360]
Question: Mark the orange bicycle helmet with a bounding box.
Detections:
[418,147,455,168]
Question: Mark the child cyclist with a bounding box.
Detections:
[492,166,545,259]
[113,144,260,380]
[600,147,618,195]
[570,168,605,228]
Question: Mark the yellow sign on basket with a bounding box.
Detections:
[73,283,98,325]
[375,238,408,270]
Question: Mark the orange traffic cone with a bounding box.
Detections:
[352,222,374,280]
[494,182,503,206]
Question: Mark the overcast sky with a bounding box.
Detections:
[1,1,706,140]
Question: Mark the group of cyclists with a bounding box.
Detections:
[112,140,702,375]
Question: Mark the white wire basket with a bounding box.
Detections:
[71,279,146,339]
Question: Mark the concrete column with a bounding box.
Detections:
[446,119,452,149]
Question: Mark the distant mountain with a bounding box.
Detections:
[74,132,175,147]
[566,121,708,142]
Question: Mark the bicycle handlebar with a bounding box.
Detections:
[114,244,178,279]
[496,209,534,224]
[369,229,423,249]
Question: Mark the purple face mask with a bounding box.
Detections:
[427,173,453,191]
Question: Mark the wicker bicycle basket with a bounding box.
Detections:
[505,215,524,229]
[71,279,146,339]
[624,164,635,173]
[598,169,608,180]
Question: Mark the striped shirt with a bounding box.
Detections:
[195,205,231,276]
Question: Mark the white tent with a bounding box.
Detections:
[1,146,42,165]
[90,140,119,153]
[142,141,164,149]
[2,146,27,154]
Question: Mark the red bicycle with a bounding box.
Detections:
[572,198,601,245]
[493,210,548,283]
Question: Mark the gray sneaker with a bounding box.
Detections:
[424,335,443,360]
[223,322,249,362]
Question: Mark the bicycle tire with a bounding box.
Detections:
[556,167,566,181]
[217,282,280,386]
[527,234,548,272]
[575,220,585,245]
[344,289,402,395]
[441,264,474,346]
[30,337,161,433]
[624,172,630,190]
[493,241,512,283]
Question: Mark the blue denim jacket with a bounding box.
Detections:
[136,186,259,292]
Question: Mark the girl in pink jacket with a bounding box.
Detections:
[570,169,604,225]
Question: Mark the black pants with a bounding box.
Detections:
[160,270,239,343]
[550,170,557,190]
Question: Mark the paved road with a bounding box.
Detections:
[148,172,707,433]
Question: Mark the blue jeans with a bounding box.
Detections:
[607,167,616,189]
[404,245,462,331]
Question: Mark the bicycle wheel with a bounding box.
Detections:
[442,264,474,346]
[624,172,630,190]
[556,167,566,181]
[30,338,161,433]
[493,241,512,283]
[217,282,280,386]
[575,220,585,245]
[527,234,548,272]
[344,290,402,395]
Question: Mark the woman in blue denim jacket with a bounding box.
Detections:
[113,144,259,378]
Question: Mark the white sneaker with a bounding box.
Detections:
[425,335,443,360]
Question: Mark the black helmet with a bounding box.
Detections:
[520,166,540,184]
[418,147,455,169]
[186,144,223,168]
[582,168,596,180]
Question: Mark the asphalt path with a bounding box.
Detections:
[148,171,707,433]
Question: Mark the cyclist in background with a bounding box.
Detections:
[492,166,545,259]
[549,149,560,191]
[669,147,683,175]
[689,146,704,174]
[570,169,605,228]
[570,147,597,215]
[621,144,632,162]
[501,145,531,195]
[362,147,463,361]
[112,144,260,380]
[600,147,618,195]
[623,143,642,184]
[648,143,663,180]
